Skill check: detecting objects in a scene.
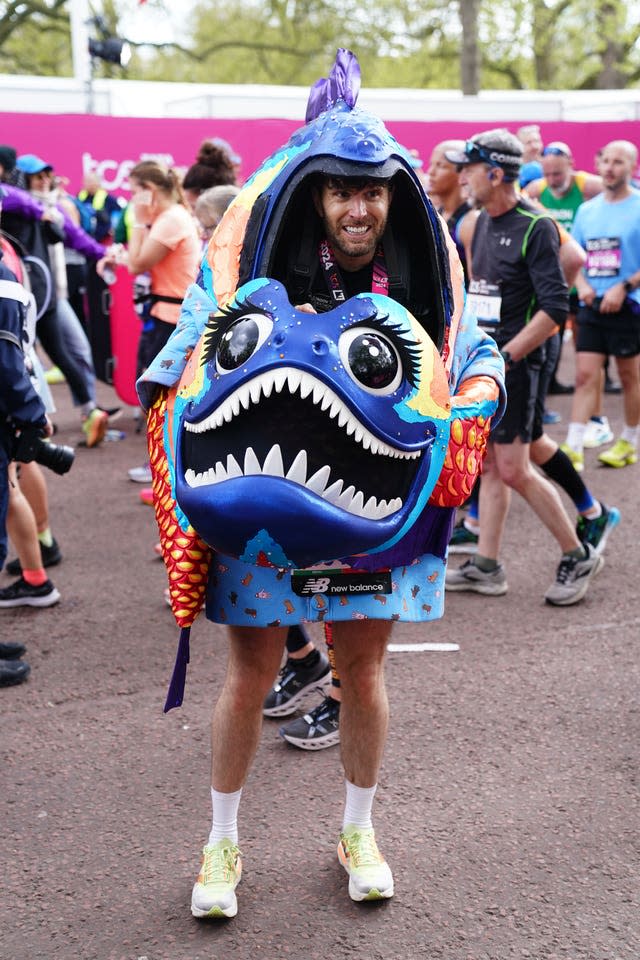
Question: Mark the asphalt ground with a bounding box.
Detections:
[2,350,639,960]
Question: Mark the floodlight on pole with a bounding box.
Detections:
[88,37,132,67]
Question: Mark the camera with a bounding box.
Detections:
[13,426,75,476]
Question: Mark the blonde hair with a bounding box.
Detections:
[129,160,186,205]
[194,184,240,227]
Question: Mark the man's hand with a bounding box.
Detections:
[576,278,597,307]
[294,303,317,314]
[599,281,627,314]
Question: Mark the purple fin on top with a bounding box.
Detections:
[305,48,361,122]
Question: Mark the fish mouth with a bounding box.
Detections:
[181,367,427,522]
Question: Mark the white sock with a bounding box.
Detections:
[566,422,587,454]
[208,786,242,845]
[343,780,377,830]
[620,424,639,448]
[582,501,602,520]
[80,401,94,417]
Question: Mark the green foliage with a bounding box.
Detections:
[0,0,638,90]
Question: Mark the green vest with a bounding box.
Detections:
[78,187,109,211]
[538,173,587,232]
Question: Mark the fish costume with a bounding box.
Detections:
[137,50,506,710]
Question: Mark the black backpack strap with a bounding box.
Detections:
[382,224,407,303]
[290,213,319,302]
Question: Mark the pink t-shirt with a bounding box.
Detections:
[148,205,200,325]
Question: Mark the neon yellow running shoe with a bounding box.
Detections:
[559,442,584,473]
[337,825,394,902]
[191,839,242,919]
[597,438,637,468]
[82,408,108,448]
[44,366,66,385]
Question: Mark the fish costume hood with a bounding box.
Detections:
[137,50,505,710]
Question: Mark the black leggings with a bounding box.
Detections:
[36,305,92,406]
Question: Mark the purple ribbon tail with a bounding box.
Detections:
[163,626,191,713]
[305,48,361,122]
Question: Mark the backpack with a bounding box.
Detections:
[72,196,97,237]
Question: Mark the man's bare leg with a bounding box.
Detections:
[332,618,391,787]
[211,624,286,792]
[332,617,395,901]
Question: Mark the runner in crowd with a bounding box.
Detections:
[444,129,604,605]
[561,139,640,471]
[136,51,505,917]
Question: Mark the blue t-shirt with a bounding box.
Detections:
[572,190,640,303]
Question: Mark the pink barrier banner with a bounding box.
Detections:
[3,112,639,193]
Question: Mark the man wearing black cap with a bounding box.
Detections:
[444,129,603,606]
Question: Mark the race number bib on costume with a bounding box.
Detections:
[467,279,502,329]
[585,238,622,278]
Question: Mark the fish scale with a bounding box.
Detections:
[147,389,211,627]
[429,414,492,508]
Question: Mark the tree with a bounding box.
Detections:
[0,0,639,91]
[460,0,480,94]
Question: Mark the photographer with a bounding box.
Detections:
[0,195,61,617]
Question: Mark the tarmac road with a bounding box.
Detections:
[2,360,639,960]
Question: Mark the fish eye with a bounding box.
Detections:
[338,326,403,395]
[216,314,273,374]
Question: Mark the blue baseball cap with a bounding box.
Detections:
[16,153,53,175]
[519,161,543,188]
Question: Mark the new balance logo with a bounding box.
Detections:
[300,577,331,595]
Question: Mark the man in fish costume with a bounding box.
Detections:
[137,51,505,916]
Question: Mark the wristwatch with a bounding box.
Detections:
[623,279,635,293]
[500,349,514,370]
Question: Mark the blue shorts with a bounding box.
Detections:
[205,552,447,627]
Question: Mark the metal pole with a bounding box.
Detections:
[69,0,92,111]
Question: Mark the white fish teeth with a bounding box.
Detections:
[336,484,356,510]
[244,447,261,475]
[323,478,344,503]
[273,369,287,392]
[249,380,262,404]
[328,398,342,419]
[263,444,284,477]
[286,449,307,484]
[238,384,251,410]
[363,496,379,518]
[299,373,315,399]
[184,369,422,475]
[306,465,331,494]
[226,454,242,478]
[184,456,403,519]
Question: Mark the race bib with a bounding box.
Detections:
[585,237,621,278]
[467,279,502,328]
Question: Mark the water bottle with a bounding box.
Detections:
[133,272,152,315]
[102,266,117,286]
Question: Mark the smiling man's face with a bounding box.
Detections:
[313,177,392,270]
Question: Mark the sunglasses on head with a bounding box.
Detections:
[542,146,570,158]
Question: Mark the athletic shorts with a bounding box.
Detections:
[204,552,448,626]
[490,359,541,445]
[531,333,559,443]
[136,317,176,379]
[576,302,640,358]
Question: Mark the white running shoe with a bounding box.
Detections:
[583,417,614,449]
